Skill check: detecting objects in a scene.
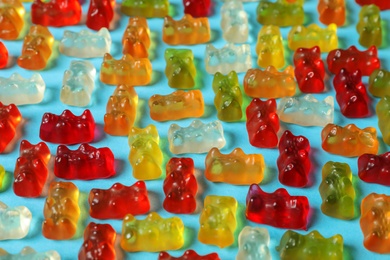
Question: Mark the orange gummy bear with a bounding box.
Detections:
[122,17,150,58]
[318,0,345,26]
[0,0,24,40]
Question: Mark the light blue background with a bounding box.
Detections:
[0,0,390,259]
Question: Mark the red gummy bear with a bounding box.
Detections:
[86,0,114,30]
[327,45,380,76]
[39,109,95,144]
[246,98,280,148]
[159,250,220,260]
[163,157,197,214]
[183,0,211,17]
[13,140,50,197]
[293,46,325,93]
[358,152,390,185]
[31,0,81,27]
[277,130,311,187]
[246,184,309,230]
[89,181,150,219]
[356,0,390,10]
[0,42,8,69]
[54,143,115,180]
[78,222,116,260]
[0,102,22,153]
[333,69,369,118]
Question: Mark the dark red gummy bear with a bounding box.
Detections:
[31,0,82,27]
[358,152,390,185]
[39,109,95,144]
[327,45,380,76]
[78,222,116,260]
[0,102,21,153]
[13,140,50,197]
[0,41,8,69]
[89,181,150,219]
[333,68,369,118]
[54,143,115,180]
[86,0,114,30]
[277,130,311,187]
[183,0,211,17]
[159,250,220,260]
[163,157,197,214]
[246,98,280,148]
[293,46,325,93]
[356,0,390,10]
[246,184,309,230]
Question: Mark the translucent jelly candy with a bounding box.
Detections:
[0,41,7,68]
[256,0,304,26]
[369,69,390,97]
[0,165,4,188]
[237,226,271,260]
[89,181,150,219]
[0,102,21,153]
[42,181,80,240]
[159,250,220,260]
[256,25,284,69]
[31,0,81,27]
[13,140,50,198]
[318,0,345,26]
[121,0,169,17]
[356,4,382,48]
[86,0,114,31]
[356,0,390,10]
[121,212,184,252]
[165,48,196,89]
[246,184,309,230]
[149,90,204,122]
[0,247,60,260]
[205,147,265,185]
[183,0,211,17]
[0,201,31,240]
[376,96,390,145]
[221,0,248,43]
[198,195,237,248]
[358,152,390,185]
[319,161,355,220]
[0,0,25,40]
[122,17,150,58]
[288,24,338,52]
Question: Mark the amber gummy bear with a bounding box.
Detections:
[122,17,150,58]
[0,0,25,40]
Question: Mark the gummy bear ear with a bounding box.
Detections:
[57,144,71,155]
[311,46,320,54]
[367,45,378,56]
[328,23,337,32]
[30,73,45,85]
[283,66,294,76]
[98,28,110,39]
[103,53,113,61]
[164,16,173,26]
[63,30,74,39]
[20,140,33,150]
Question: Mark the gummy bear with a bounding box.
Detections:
[42,181,80,240]
[0,201,31,240]
[0,102,21,153]
[163,157,197,214]
[89,181,150,219]
[13,140,50,198]
[121,0,169,17]
[165,48,196,89]
[356,4,382,48]
[369,69,390,97]
[318,0,345,26]
[376,96,390,145]
[0,41,7,68]
[221,0,248,43]
[159,250,220,260]
[256,0,304,27]
[288,24,338,52]
[0,247,60,259]
[0,0,25,40]
[121,212,184,252]
[333,69,369,118]
[122,17,150,58]
[31,0,81,27]
[358,152,390,185]
[256,25,284,69]
[183,0,211,17]
[0,165,4,189]
[246,184,309,230]
[356,0,390,10]
[236,226,271,260]
[86,0,114,31]
[198,195,237,248]
[246,98,280,148]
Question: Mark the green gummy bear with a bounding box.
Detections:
[121,0,169,18]
[356,4,382,48]
[164,48,196,89]
[256,0,304,27]
[376,96,390,145]
[369,69,390,97]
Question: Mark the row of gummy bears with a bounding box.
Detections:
[1,0,390,259]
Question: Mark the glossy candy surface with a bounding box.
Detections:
[0,102,21,153]
[356,4,382,48]
[376,96,390,145]
[0,41,7,68]
[221,0,248,43]
[183,0,211,17]
[236,226,271,260]
[159,250,220,260]
[0,165,4,189]
[356,0,390,10]
[256,25,284,69]
[288,24,338,52]
[86,0,114,31]
[31,0,81,27]
[121,0,169,17]
[122,17,150,58]
[369,69,390,97]
[358,152,390,185]
[318,0,345,26]
[256,0,304,26]
[0,0,25,40]
[165,48,196,89]
[0,201,31,240]
[0,247,60,260]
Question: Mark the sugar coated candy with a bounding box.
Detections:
[163,15,210,45]
[276,230,343,260]
[278,95,334,127]
[256,25,284,69]
[59,28,111,58]
[256,0,304,27]
[360,193,390,253]
[0,102,21,153]
[0,201,31,240]
[319,161,355,220]
[0,165,4,188]
[122,17,150,58]
[321,123,379,157]
[183,0,211,17]
[205,147,265,185]
[0,247,60,260]
[42,181,80,240]
[100,53,152,86]
[205,43,252,74]
[356,4,382,48]
[246,184,309,229]
[369,69,390,97]
[0,41,8,68]
[236,226,271,260]
[246,98,280,148]
[86,0,114,31]
[0,73,45,105]
[61,60,96,107]
[318,0,345,26]
[17,25,53,70]
[54,143,115,180]
[244,66,295,98]
[213,71,242,122]
[149,90,204,121]
[358,152,390,185]
[288,24,338,52]
[198,195,237,248]
[163,157,197,214]
[31,0,81,27]
[221,0,248,43]
[327,45,380,76]
[356,0,390,10]
[165,48,196,89]
[78,222,116,260]
[121,0,169,17]
[89,181,150,219]
[168,120,226,154]
[104,85,138,136]
[128,125,163,180]
[39,109,95,144]
[13,140,50,198]
[159,250,220,260]
[0,0,25,40]
[120,212,184,252]
[376,96,390,145]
